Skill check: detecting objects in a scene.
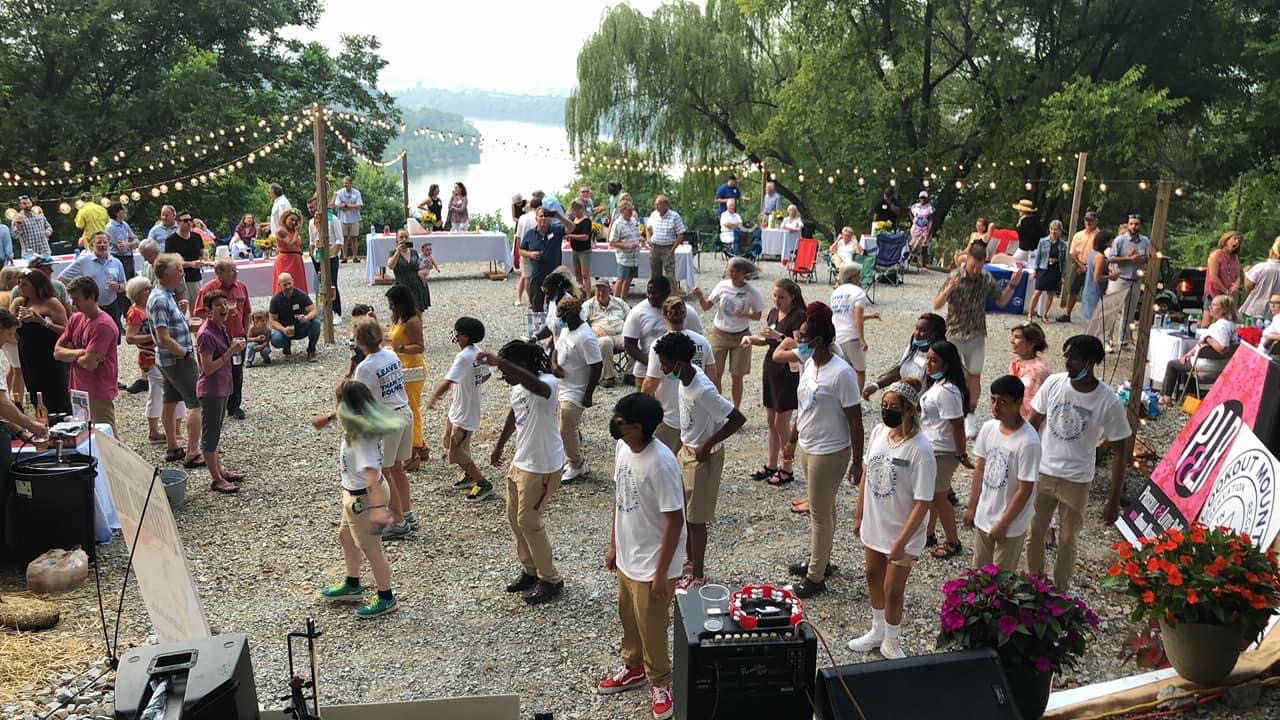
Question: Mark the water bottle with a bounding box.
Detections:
[1145,382,1160,418]
[1117,381,1131,405]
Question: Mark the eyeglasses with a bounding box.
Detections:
[178,218,192,223]
[1269,300,1280,306]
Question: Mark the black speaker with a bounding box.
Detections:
[813,648,1023,719]
[114,634,259,720]
[673,591,817,720]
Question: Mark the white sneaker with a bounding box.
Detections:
[964,414,977,440]
[332,314,344,325]
[879,636,906,659]
[562,460,588,483]
[847,628,884,653]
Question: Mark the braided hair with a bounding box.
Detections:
[498,339,550,375]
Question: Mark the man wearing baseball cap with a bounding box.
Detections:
[1060,210,1099,322]
[584,277,630,388]
[28,255,71,308]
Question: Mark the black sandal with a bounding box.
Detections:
[768,470,795,486]
[931,541,962,559]
[750,466,777,481]
[925,534,938,548]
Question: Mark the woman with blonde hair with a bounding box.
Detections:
[0,267,24,407]
[1161,294,1238,402]
[849,376,935,658]
[1203,230,1242,327]
[640,295,717,455]
[1241,236,1280,317]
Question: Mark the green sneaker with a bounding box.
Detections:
[355,594,399,619]
[319,581,363,601]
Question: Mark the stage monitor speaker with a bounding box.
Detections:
[115,633,260,720]
[673,591,817,720]
[813,647,1023,720]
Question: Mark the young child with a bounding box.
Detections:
[597,392,685,720]
[419,242,442,276]
[963,375,1042,571]
[245,310,271,367]
[317,380,403,618]
[427,317,492,501]
[343,304,376,379]
[653,332,745,593]
[481,340,567,605]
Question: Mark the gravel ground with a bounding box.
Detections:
[1,255,1269,719]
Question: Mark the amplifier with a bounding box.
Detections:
[813,647,1022,719]
[673,591,817,720]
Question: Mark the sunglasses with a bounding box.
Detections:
[178,217,192,223]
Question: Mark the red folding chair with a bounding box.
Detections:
[787,237,819,283]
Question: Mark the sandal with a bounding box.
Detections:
[925,534,938,548]
[790,498,810,514]
[210,480,239,494]
[183,455,207,469]
[164,448,184,462]
[221,471,246,483]
[768,469,795,487]
[750,466,777,482]
[931,541,962,559]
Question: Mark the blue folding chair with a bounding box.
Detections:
[868,231,909,301]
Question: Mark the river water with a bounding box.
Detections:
[409,119,577,224]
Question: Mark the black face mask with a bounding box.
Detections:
[609,417,625,440]
[882,409,904,428]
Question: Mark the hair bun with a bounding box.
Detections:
[806,301,832,324]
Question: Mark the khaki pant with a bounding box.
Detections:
[837,340,867,372]
[88,398,116,434]
[934,452,960,494]
[1025,473,1091,588]
[649,244,676,286]
[442,419,474,466]
[679,446,724,524]
[655,423,681,456]
[506,466,563,583]
[800,446,852,583]
[559,401,585,469]
[709,327,751,376]
[972,528,1026,572]
[598,334,620,382]
[340,481,390,553]
[618,571,675,686]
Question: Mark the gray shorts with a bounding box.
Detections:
[159,357,199,405]
[616,264,638,280]
[951,336,985,377]
[199,395,228,452]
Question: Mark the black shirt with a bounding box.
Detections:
[165,231,205,281]
[1017,215,1045,252]
[569,217,592,252]
[269,288,314,327]
[873,199,899,225]
[521,226,565,285]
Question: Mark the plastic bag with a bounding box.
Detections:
[25,547,89,593]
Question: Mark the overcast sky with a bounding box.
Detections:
[287,0,667,95]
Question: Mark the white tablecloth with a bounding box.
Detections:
[15,423,118,543]
[19,253,311,299]
[761,228,800,257]
[1147,328,1200,383]
[365,231,510,284]
[577,244,698,294]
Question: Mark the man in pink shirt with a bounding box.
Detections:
[195,259,252,419]
[54,277,120,432]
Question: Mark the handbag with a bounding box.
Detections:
[402,365,426,384]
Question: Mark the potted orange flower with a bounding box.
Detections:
[1103,524,1280,686]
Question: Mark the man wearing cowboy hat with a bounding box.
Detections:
[1012,198,1044,263]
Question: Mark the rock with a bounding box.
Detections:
[1157,683,1196,710]
[1225,679,1263,709]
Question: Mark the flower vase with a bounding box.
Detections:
[1159,620,1246,686]
[1002,665,1053,720]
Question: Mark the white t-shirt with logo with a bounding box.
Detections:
[339,435,384,492]
[860,425,936,557]
[796,355,861,454]
[623,300,703,376]
[920,380,965,453]
[972,420,1042,537]
[646,329,715,428]
[679,365,735,452]
[353,348,409,409]
[1031,373,1131,482]
[897,344,928,380]
[830,284,869,343]
[510,373,564,474]
[556,323,603,408]
[707,279,764,333]
[444,344,490,431]
[613,438,688,582]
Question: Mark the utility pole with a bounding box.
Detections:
[1061,152,1088,308]
[311,104,334,345]
[759,161,768,226]
[401,150,410,227]
[1122,181,1173,467]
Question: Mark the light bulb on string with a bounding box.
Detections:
[988,181,997,190]
[1024,181,1033,191]
[1061,183,1071,192]
[1099,182,1108,192]
[1139,181,1148,190]
[1175,187,1185,197]
[58,202,71,214]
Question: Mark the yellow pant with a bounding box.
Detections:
[404,380,424,448]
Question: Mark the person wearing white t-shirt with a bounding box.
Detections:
[777,302,864,599]
[717,198,743,251]
[1264,295,1280,352]
[268,183,291,235]
[654,332,745,594]
[551,296,603,482]
[482,342,568,606]
[1025,335,1131,589]
[920,342,974,560]
[691,257,764,408]
[849,377,935,659]
[641,301,718,455]
[316,380,404,619]
[1159,294,1239,402]
[863,312,947,401]
[314,318,416,539]
[830,263,880,393]
[964,375,1042,571]
[427,317,493,502]
[624,275,703,389]
[597,393,686,720]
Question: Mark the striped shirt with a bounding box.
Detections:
[11,211,52,256]
[645,209,685,246]
[147,286,192,367]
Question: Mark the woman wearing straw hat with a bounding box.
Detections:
[1011,198,1044,263]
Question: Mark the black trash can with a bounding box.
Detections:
[10,451,97,566]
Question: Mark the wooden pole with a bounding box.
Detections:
[401,150,410,228]
[1232,173,1245,231]
[1122,180,1173,465]
[311,104,334,345]
[759,161,767,226]
[1060,151,1088,308]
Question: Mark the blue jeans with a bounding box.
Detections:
[270,319,321,354]
[245,341,271,366]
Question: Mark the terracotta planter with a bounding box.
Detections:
[1002,665,1053,720]
[1159,619,1246,686]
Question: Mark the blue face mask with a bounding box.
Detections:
[665,362,682,381]
[555,318,568,331]
[912,338,930,350]
[929,369,946,380]
[795,342,815,362]
[1072,366,1090,382]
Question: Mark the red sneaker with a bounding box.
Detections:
[596,665,646,695]
[651,683,674,719]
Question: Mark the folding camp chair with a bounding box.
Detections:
[1177,343,1239,405]
[787,237,819,283]
[867,231,909,301]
